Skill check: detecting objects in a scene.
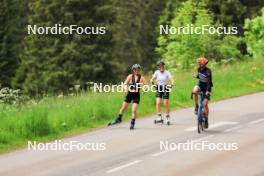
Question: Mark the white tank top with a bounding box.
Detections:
[154,70,172,86]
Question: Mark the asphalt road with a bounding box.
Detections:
[0,92,264,176]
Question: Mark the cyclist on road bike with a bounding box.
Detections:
[108,64,147,130]
[192,57,213,128]
[150,61,174,125]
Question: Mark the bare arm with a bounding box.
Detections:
[141,76,147,85]
[124,75,131,85]
[150,74,157,84]
[168,71,174,86]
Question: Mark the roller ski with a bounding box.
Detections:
[165,115,171,126]
[154,114,164,124]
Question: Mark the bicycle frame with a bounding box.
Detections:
[198,93,205,121]
[197,92,205,131]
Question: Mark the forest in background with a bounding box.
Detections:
[0,0,264,95]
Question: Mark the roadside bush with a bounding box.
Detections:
[0,87,30,105]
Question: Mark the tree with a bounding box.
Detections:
[0,0,27,87]
[155,0,185,61]
[14,0,117,95]
[157,0,217,69]
[244,8,264,57]
[111,0,167,72]
[205,0,264,35]
[156,0,243,69]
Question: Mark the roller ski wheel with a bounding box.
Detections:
[165,116,170,126]
[130,125,135,130]
[154,119,164,124]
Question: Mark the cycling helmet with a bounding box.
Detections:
[156,61,165,66]
[131,64,141,70]
[197,57,208,65]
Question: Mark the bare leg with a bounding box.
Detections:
[130,103,138,129]
[202,99,209,118]
[131,103,138,119]
[163,99,169,116]
[119,101,129,115]
[164,99,170,124]
[192,85,200,106]
[156,97,162,114]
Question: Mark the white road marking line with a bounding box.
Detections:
[151,150,170,157]
[192,135,214,143]
[185,121,238,131]
[249,118,264,125]
[106,160,142,173]
[224,125,243,133]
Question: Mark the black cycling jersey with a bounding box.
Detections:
[196,67,213,92]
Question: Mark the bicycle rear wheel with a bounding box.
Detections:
[197,107,204,133]
[197,120,203,133]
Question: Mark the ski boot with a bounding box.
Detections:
[204,118,209,129]
[108,115,122,126]
[130,119,135,130]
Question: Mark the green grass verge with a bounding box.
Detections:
[0,58,263,153]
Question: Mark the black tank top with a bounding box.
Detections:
[129,74,141,92]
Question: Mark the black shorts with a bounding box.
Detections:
[198,83,211,100]
[155,85,170,99]
[125,92,140,104]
